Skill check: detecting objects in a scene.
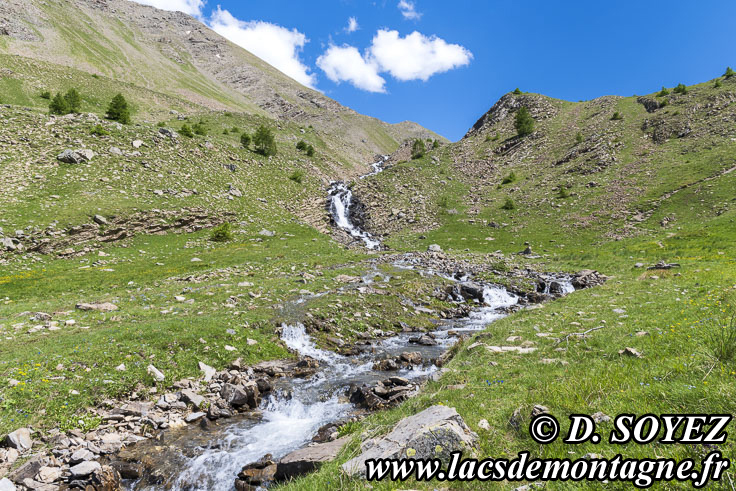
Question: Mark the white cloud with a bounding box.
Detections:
[209,7,317,88]
[317,45,385,93]
[345,16,359,33]
[369,29,472,81]
[397,0,422,20]
[130,0,205,17]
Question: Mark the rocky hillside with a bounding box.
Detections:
[0,0,442,166]
[355,74,736,247]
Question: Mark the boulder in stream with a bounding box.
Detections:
[342,405,478,477]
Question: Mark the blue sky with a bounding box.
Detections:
[135,0,736,141]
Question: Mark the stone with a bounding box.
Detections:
[198,362,216,382]
[0,478,15,491]
[147,364,165,382]
[115,363,126,371]
[478,419,491,431]
[220,382,259,408]
[70,448,94,464]
[36,466,61,484]
[427,244,442,252]
[618,347,643,358]
[408,335,437,346]
[275,436,351,480]
[591,412,612,423]
[70,460,101,477]
[75,302,118,312]
[56,149,84,164]
[185,412,206,423]
[458,282,484,302]
[258,229,275,237]
[181,389,205,409]
[5,428,32,451]
[158,128,178,139]
[93,215,108,225]
[109,146,122,155]
[342,405,477,476]
[131,140,143,148]
[76,149,95,161]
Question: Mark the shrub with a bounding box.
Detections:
[49,92,69,115]
[575,132,583,144]
[222,128,229,135]
[210,222,233,243]
[180,124,194,138]
[657,86,670,97]
[611,111,623,121]
[437,195,450,208]
[432,139,440,149]
[704,310,736,365]
[501,171,516,184]
[289,169,305,183]
[63,88,81,113]
[253,125,277,156]
[231,126,241,134]
[724,66,735,79]
[192,121,207,136]
[90,124,109,136]
[105,93,130,124]
[512,88,522,95]
[306,145,315,157]
[673,83,688,95]
[714,79,723,88]
[240,133,251,148]
[501,197,515,210]
[296,140,308,151]
[514,107,534,137]
[557,186,570,198]
[157,121,166,127]
[659,99,669,108]
[40,91,51,100]
[411,139,425,159]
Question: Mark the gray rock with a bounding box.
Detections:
[342,405,477,476]
[92,215,108,226]
[5,428,32,451]
[427,244,442,252]
[76,149,95,161]
[198,362,216,382]
[147,365,165,382]
[185,412,206,423]
[181,389,205,409]
[75,302,118,312]
[131,140,143,149]
[109,146,122,155]
[70,448,94,464]
[70,460,101,477]
[158,128,178,139]
[57,149,84,164]
[276,436,351,480]
[258,229,275,237]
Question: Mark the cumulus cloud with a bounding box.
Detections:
[369,29,472,81]
[317,45,385,93]
[209,7,317,88]
[345,16,359,33]
[397,0,422,20]
[130,0,205,17]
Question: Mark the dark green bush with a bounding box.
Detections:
[513,88,522,95]
[411,139,425,159]
[514,107,534,137]
[502,171,516,184]
[106,93,130,124]
[296,140,308,151]
[289,169,305,183]
[611,112,623,121]
[575,132,583,144]
[724,67,735,79]
[673,83,688,95]
[210,222,233,242]
[253,125,277,156]
[40,91,51,100]
[657,86,670,97]
[240,133,251,148]
[501,197,516,210]
[90,124,109,136]
[49,93,69,115]
[192,121,207,136]
[180,124,194,138]
[306,145,315,157]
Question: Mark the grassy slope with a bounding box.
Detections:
[277,78,736,488]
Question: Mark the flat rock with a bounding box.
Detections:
[5,428,32,451]
[0,478,16,491]
[276,436,351,480]
[75,302,118,312]
[70,460,101,477]
[198,362,216,382]
[342,405,477,477]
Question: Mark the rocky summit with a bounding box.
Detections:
[1,1,735,491]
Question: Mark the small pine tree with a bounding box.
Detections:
[575,132,583,144]
[557,186,570,198]
[49,92,69,115]
[192,121,207,136]
[657,86,670,97]
[40,91,51,100]
[306,145,315,157]
[714,79,723,88]
[432,139,440,149]
[105,93,130,124]
[222,128,230,135]
[210,222,233,242]
[724,67,735,78]
[289,169,305,183]
[240,132,251,149]
[514,107,534,137]
[90,124,109,136]
[513,88,522,95]
[501,171,516,184]
[63,88,81,113]
[296,140,308,151]
[501,197,516,210]
[180,124,194,138]
[411,139,425,159]
[673,83,688,95]
[253,125,277,156]
[611,111,623,121]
